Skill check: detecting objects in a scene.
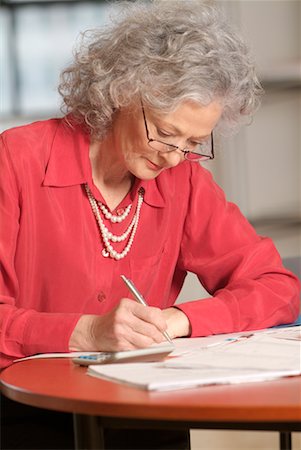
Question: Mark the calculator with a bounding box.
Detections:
[72,344,174,366]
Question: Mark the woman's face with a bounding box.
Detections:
[110,99,223,180]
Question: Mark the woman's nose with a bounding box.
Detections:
[158,149,184,168]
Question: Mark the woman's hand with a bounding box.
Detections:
[69,298,168,352]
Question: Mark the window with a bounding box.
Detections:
[1,0,116,118]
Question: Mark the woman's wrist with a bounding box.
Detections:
[162,307,191,338]
[69,315,97,351]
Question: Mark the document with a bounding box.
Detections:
[87,326,301,391]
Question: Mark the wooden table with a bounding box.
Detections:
[1,358,300,450]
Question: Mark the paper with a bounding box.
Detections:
[269,329,301,341]
[163,334,300,371]
[88,362,300,392]
[87,326,301,391]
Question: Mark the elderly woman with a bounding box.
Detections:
[0,0,299,448]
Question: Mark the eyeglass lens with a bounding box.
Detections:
[147,139,213,161]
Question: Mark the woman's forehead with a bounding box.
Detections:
[147,100,223,137]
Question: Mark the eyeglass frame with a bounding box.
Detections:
[140,101,214,162]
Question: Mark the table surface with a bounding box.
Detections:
[1,358,301,426]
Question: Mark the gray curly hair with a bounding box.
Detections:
[58,0,263,138]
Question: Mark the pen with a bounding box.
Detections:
[121,275,174,345]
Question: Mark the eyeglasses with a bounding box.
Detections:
[141,102,214,162]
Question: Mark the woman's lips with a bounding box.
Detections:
[146,159,163,171]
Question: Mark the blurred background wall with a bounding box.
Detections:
[177,0,301,305]
[1,1,300,449]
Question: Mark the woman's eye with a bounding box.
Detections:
[156,128,173,138]
[192,141,202,147]
[190,140,206,149]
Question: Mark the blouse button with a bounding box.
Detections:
[97,291,106,302]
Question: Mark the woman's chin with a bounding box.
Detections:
[129,159,165,180]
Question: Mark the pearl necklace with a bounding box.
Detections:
[85,184,144,260]
[98,201,132,223]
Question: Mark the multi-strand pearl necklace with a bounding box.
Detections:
[85,184,144,260]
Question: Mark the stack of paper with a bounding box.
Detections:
[87,326,301,391]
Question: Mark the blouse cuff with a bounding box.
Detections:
[176,295,236,338]
[22,311,82,355]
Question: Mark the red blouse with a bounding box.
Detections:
[0,118,299,368]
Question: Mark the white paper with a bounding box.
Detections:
[88,361,300,392]
[163,335,300,371]
[87,326,301,391]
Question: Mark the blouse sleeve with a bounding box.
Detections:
[0,133,80,368]
[176,164,300,337]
